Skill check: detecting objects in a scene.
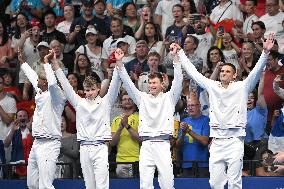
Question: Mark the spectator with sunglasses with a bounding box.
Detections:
[121,2,140,34]
[111,90,140,178]
[176,95,210,177]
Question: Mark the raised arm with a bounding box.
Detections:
[4,121,19,147]
[244,33,275,92]
[43,51,66,109]
[115,48,141,106]
[210,62,224,80]
[168,45,183,104]
[104,67,121,106]
[171,43,212,90]
[257,73,266,108]
[53,58,80,108]
[99,67,114,97]
[273,75,284,99]
[14,30,30,54]
[18,48,40,93]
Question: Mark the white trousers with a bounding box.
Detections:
[139,140,174,189]
[27,138,61,189]
[209,137,244,189]
[80,143,109,189]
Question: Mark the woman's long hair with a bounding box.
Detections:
[74,53,92,75]
[206,46,225,70]
[0,19,9,46]
[141,22,163,42]
[14,12,30,40]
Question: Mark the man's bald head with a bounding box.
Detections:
[187,96,201,118]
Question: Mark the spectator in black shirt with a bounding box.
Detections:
[125,40,150,75]
[94,0,111,33]
[41,9,67,45]
[69,0,110,49]
[165,4,192,47]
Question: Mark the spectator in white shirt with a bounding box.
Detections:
[242,0,259,35]
[56,4,76,53]
[259,0,284,42]
[0,76,16,164]
[210,0,243,27]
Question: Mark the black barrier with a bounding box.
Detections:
[0,160,274,179]
[0,162,73,179]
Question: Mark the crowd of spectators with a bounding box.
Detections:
[0,0,284,179]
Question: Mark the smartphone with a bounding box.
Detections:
[168,35,179,43]
[218,25,224,34]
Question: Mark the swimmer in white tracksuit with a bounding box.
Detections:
[19,49,66,189]
[171,34,275,189]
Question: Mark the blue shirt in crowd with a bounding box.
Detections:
[10,0,44,20]
[178,115,210,168]
[106,0,132,9]
[271,111,284,137]
[245,104,268,143]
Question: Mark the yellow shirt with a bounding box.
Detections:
[111,113,140,162]
[171,119,180,161]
